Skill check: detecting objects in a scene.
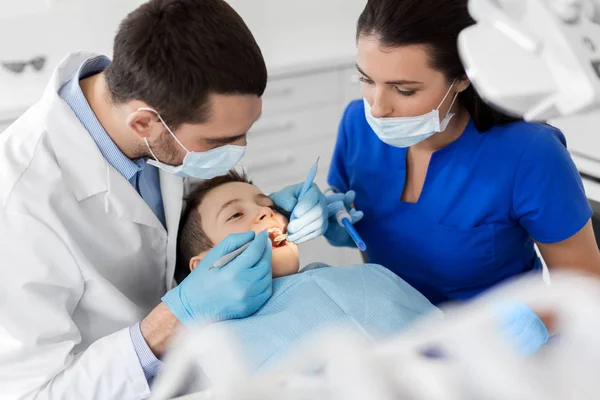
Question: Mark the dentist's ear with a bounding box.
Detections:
[189,252,208,272]
[126,108,159,139]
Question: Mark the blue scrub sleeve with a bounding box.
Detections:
[327,104,352,193]
[512,127,592,243]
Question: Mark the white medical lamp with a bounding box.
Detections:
[458,0,600,121]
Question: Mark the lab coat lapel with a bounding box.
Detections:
[160,170,184,290]
[44,52,165,230]
[44,53,109,201]
[104,166,165,230]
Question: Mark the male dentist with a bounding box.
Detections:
[0,0,328,398]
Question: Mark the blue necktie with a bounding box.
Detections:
[135,163,166,228]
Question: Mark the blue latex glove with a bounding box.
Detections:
[494,301,550,356]
[324,190,364,248]
[162,231,272,325]
[270,183,328,244]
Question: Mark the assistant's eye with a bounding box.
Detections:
[227,212,243,222]
[394,87,416,97]
[358,76,374,85]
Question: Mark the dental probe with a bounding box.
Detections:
[210,242,252,270]
[283,157,320,243]
[291,157,320,219]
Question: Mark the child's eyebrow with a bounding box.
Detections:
[255,193,273,204]
[216,198,241,220]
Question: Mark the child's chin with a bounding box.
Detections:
[271,252,300,278]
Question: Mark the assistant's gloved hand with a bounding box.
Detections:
[493,301,550,356]
[162,231,272,326]
[324,190,364,248]
[270,183,328,244]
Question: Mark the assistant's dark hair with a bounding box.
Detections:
[175,170,252,283]
[357,0,521,132]
[105,0,267,129]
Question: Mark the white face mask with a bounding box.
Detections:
[138,107,246,179]
[364,81,459,148]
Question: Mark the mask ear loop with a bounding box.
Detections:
[436,79,457,110]
[437,80,460,122]
[137,107,191,162]
[445,92,459,116]
[144,138,161,163]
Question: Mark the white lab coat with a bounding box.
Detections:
[0,52,183,399]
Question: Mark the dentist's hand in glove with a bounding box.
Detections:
[270,183,328,244]
[324,190,364,248]
[494,301,550,356]
[162,231,272,326]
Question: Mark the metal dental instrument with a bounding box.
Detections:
[291,157,320,220]
[210,242,252,270]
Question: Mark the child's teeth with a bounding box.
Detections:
[274,234,287,243]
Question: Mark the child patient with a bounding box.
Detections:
[176,171,439,375]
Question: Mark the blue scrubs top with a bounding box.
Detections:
[328,100,592,305]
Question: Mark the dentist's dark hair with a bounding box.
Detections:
[357,0,521,132]
[105,0,267,129]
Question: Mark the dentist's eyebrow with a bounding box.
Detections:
[205,112,263,146]
[205,133,247,146]
[216,198,241,220]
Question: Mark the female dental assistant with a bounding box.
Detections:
[325,0,600,309]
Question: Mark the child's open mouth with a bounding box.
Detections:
[267,227,287,248]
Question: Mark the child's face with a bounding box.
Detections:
[194,181,300,277]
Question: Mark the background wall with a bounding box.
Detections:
[0,0,367,119]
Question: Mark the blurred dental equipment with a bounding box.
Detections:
[151,271,600,400]
[335,205,367,251]
[1,56,46,74]
[458,0,600,121]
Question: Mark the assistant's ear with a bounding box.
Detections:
[189,251,209,271]
[455,75,471,93]
[126,108,160,140]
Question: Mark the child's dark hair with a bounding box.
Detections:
[175,170,252,283]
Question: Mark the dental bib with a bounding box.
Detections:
[199,264,439,378]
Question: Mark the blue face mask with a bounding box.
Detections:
[139,107,246,179]
[364,81,458,148]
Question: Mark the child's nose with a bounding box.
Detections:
[256,206,274,222]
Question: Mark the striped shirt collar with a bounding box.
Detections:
[59,55,145,181]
